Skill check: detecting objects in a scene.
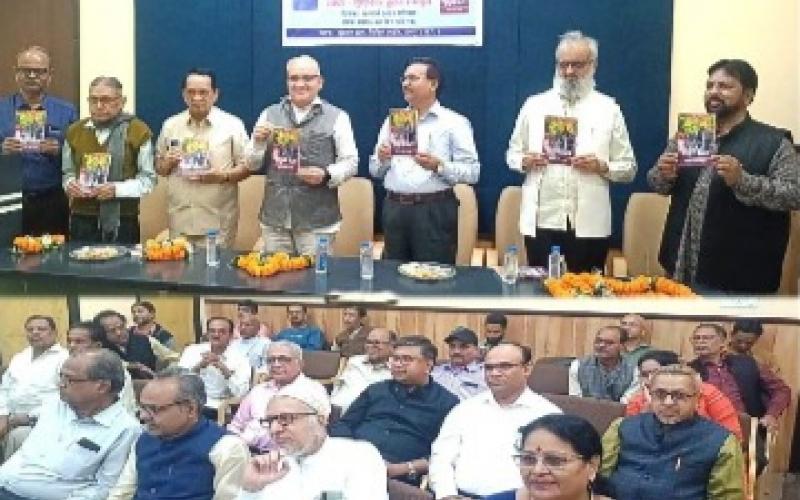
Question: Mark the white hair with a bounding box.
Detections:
[286,55,321,75]
[555,30,599,62]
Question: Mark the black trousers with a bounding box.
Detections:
[382,192,458,264]
[70,214,140,244]
[0,487,34,500]
[21,187,69,236]
[525,225,609,273]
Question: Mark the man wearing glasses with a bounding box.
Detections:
[109,369,249,500]
[246,55,358,255]
[228,341,329,453]
[600,364,744,499]
[1,46,76,236]
[429,343,561,499]
[331,328,396,413]
[507,30,636,272]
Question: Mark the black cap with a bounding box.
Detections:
[445,327,478,346]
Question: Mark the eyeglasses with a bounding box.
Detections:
[87,96,121,106]
[265,355,296,365]
[287,74,320,83]
[484,362,526,373]
[365,339,393,346]
[691,335,719,342]
[557,60,593,71]
[512,451,582,470]
[16,67,49,77]
[59,373,93,385]
[389,354,424,364]
[260,412,316,427]
[138,401,185,416]
[400,74,424,83]
[650,389,696,402]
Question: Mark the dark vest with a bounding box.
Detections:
[134,418,225,500]
[659,116,791,293]
[259,98,342,231]
[689,354,766,417]
[608,413,730,500]
[577,355,636,401]
[65,117,151,216]
[111,333,157,371]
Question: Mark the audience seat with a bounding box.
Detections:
[334,177,375,257]
[607,192,670,277]
[387,479,433,500]
[233,174,265,252]
[542,394,625,435]
[302,350,345,389]
[485,186,527,268]
[453,184,480,266]
[778,210,800,294]
[528,357,573,395]
[138,176,169,243]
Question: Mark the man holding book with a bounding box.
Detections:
[62,76,155,244]
[369,57,480,265]
[0,46,76,237]
[506,31,636,273]
[246,55,358,256]
[649,59,800,293]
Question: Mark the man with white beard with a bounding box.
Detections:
[506,30,636,272]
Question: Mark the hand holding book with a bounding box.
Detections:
[655,153,679,181]
[571,154,608,175]
[521,152,548,172]
[710,155,743,187]
[414,152,442,172]
[297,166,327,186]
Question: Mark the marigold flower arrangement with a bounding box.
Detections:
[235,252,313,277]
[144,238,190,261]
[544,273,695,298]
[12,234,65,254]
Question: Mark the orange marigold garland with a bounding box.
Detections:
[235,252,313,277]
[544,273,696,298]
[12,234,65,254]
[144,238,190,261]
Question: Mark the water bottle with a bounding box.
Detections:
[206,229,219,267]
[315,234,330,274]
[548,245,563,279]
[502,244,519,284]
[359,241,374,280]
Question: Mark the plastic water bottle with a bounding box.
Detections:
[502,244,519,284]
[359,241,374,280]
[548,245,563,279]
[206,229,219,267]
[315,235,330,274]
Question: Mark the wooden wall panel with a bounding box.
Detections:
[139,294,195,349]
[0,297,69,363]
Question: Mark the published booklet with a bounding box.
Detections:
[542,115,577,164]
[179,138,210,174]
[15,110,46,150]
[389,108,418,156]
[80,152,111,188]
[272,128,300,173]
[676,113,716,166]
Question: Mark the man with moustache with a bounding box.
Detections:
[569,326,638,402]
[332,306,371,357]
[331,328,395,413]
[431,327,487,400]
[507,31,636,272]
[619,313,653,366]
[649,59,800,293]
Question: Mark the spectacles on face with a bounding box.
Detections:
[138,401,185,416]
[59,373,93,385]
[259,412,316,428]
[16,67,49,77]
[513,451,582,470]
[557,60,593,71]
[691,334,719,342]
[650,389,696,402]
[365,339,393,346]
[287,74,319,83]
[266,355,296,365]
[389,354,424,364]
[87,96,121,106]
[484,362,525,373]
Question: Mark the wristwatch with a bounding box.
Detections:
[406,461,418,479]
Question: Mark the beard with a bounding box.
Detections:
[705,97,735,119]
[554,72,595,104]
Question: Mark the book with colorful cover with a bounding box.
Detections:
[676,113,716,166]
[80,152,111,188]
[542,116,577,164]
[15,110,46,150]
[272,128,300,173]
[389,108,418,156]
[179,138,210,174]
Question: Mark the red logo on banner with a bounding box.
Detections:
[440,0,469,14]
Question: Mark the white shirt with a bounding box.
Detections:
[178,343,251,408]
[230,336,271,370]
[330,355,391,414]
[369,101,480,193]
[0,344,69,417]
[429,388,562,498]
[506,88,636,237]
[236,437,388,500]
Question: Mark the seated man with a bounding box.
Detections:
[0,315,69,460]
[0,350,141,499]
[238,384,388,499]
[480,312,508,358]
[333,306,371,357]
[431,327,487,400]
[128,300,175,349]
[178,317,251,414]
[331,328,395,414]
[329,335,459,485]
[231,312,271,370]
[601,364,744,499]
[274,304,324,351]
[228,341,329,453]
[728,319,780,374]
[233,300,272,339]
[108,369,249,500]
[94,309,177,379]
[569,326,638,402]
[619,313,653,365]
[625,350,742,441]
[429,343,561,498]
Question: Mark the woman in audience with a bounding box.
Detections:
[485,413,612,500]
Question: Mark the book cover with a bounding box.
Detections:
[179,138,210,174]
[15,110,46,150]
[389,108,418,156]
[676,113,716,166]
[542,116,577,164]
[272,128,300,173]
[80,152,111,188]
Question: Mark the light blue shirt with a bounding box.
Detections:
[231,335,271,369]
[0,398,141,500]
[431,361,487,400]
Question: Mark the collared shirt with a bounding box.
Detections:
[233,322,272,340]
[331,355,392,413]
[227,374,329,451]
[0,398,141,500]
[623,343,653,367]
[430,361,487,401]
[0,344,69,417]
[108,433,249,500]
[236,436,388,500]
[369,101,480,194]
[61,119,156,198]
[178,343,251,408]
[698,356,791,418]
[329,378,459,463]
[156,107,248,246]
[429,388,562,498]
[274,325,325,351]
[230,335,271,369]
[0,93,77,192]
[568,357,639,403]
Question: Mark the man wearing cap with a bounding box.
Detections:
[432,327,487,400]
[237,385,389,499]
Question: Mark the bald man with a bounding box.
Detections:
[620,314,652,365]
